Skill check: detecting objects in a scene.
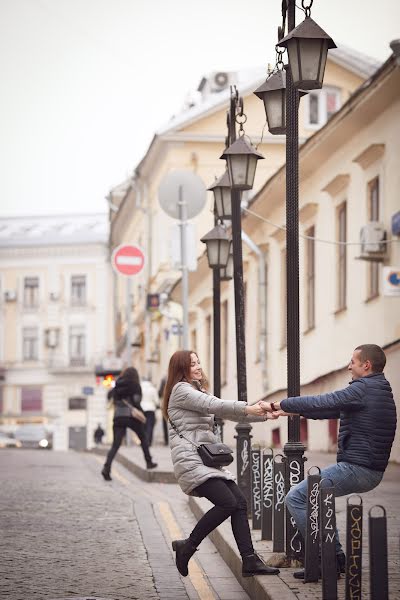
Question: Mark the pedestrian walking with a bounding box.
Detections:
[93,423,105,446]
[268,344,397,579]
[101,367,157,481]
[163,350,280,578]
[141,377,159,446]
[158,376,169,445]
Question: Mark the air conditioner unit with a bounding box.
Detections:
[358,221,387,261]
[49,292,59,301]
[4,290,17,302]
[209,71,235,93]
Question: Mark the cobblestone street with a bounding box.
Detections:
[0,449,249,600]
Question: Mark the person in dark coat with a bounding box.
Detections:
[267,344,397,579]
[101,367,157,481]
[93,424,105,445]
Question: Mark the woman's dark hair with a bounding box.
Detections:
[162,351,208,420]
[121,366,140,385]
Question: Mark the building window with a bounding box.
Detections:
[367,177,380,299]
[221,300,228,386]
[68,396,87,410]
[272,427,281,448]
[0,386,3,414]
[336,202,347,311]
[21,387,42,412]
[280,249,287,349]
[305,226,315,330]
[69,325,86,366]
[23,327,38,361]
[306,87,340,128]
[23,277,39,308]
[71,275,86,306]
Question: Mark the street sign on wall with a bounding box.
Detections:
[111,244,145,276]
[383,266,400,296]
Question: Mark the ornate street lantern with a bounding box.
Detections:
[278,15,336,90]
[220,136,264,190]
[220,241,233,281]
[201,224,230,268]
[208,171,232,220]
[254,70,287,135]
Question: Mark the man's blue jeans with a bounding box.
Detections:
[285,462,383,555]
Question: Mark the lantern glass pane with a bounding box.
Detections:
[215,187,231,219]
[206,239,220,267]
[287,39,300,83]
[291,38,328,89]
[245,156,258,190]
[228,155,248,188]
[220,253,233,280]
[265,89,285,131]
[219,239,230,267]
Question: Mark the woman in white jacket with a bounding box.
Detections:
[163,350,280,578]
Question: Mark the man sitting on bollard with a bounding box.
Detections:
[265,344,397,579]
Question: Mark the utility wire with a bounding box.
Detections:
[243,207,400,247]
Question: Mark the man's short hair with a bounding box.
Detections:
[354,344,386,373]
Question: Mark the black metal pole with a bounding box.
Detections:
[228,88,252,512]
[283,0,306,562]
[212,250,224,440]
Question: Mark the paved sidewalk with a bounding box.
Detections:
[93,441,400,600]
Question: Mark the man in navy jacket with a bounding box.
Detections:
[267,344,397,578]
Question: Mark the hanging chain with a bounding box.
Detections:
[301,0,313,17]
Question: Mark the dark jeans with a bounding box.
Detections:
[189,478,253,558]
[144,411,156,446]
[104,417,152,469]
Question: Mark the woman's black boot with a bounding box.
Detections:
[101,466,112,481]
[171,538,198,576]
[242,553,280,577]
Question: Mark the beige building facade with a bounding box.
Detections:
[108,46,399,460]
[0,214,114,450]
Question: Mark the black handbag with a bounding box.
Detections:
[169,418,233,468]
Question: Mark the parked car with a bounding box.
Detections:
[0,433,22,448]
[15,425,53,449]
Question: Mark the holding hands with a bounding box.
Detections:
[245,400,293,418]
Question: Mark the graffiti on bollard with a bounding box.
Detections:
[235,425,252,517]
[319,478,337,600]
[261,448,274,541]
[345,495,362,600]
[304,466,321,583]
[273,454,285,553]
[251,447,262,530]
[369,505,388,600]
[284,453,304,560]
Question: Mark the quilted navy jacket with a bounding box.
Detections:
[281,373,397,472]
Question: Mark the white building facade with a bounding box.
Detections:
[0,213,114,450]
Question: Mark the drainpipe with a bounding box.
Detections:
[241,231,268,392]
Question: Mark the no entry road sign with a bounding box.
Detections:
[111,244,145,276]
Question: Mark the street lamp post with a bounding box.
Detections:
[219,88,264,511]
[253,0,336,562]
[201,223,231,440]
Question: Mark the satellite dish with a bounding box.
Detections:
[158,170,206,220]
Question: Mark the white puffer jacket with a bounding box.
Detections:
[168,381,265,495]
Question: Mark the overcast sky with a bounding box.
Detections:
[1,0,399,217]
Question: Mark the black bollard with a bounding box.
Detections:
[273,454,285,553]
[345,495,362,600]
[261,448,274,541]
[251,447,262,530]
[304,466,321,583]
[284,452,305,561]
[319,478,337,600]
[235,424,252,517]
[369,505,388,600]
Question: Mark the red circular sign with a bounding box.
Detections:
[111,244,145,276]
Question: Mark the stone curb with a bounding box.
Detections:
[88,447,177,484]
[189,496,297,600]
